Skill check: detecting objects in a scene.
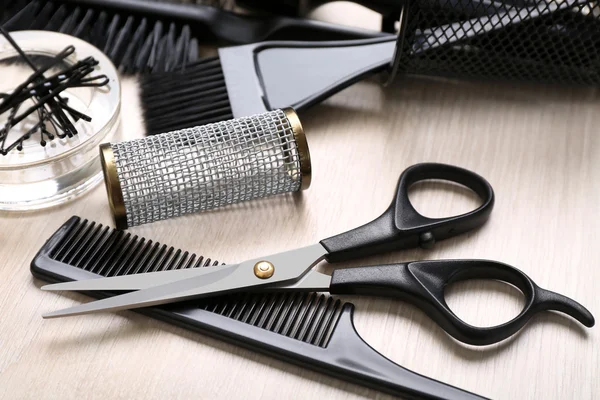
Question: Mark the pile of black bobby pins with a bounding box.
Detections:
[0,26,108,155]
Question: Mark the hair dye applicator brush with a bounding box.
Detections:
[141,36,397,135]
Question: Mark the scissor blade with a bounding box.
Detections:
[43,244,328,318]
[41,264,233,291]
[42,264,241,318]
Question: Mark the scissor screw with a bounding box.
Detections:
[254,261,275,279]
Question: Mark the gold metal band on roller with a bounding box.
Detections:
[283,108,312,191]
[99,143,127,230]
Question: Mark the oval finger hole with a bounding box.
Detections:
[407,179,483,219]
[444,280,525,327]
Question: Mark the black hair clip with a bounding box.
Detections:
[0,26,109,155]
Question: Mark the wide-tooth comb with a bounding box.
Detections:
[3,0,198,73]
[32,216,485,399]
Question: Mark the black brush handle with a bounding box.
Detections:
[320,163,495,263]
[330,261,595,345]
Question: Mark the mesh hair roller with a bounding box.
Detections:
[100,108,311,229]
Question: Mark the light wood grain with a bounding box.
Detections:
[0,4,599,399]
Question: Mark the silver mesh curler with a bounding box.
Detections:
[100,108,311,229]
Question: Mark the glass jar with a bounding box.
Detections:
[0,30,121,210]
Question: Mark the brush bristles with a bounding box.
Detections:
[45,217,341,347]
[140,56,234,135]
[3,0,199,73]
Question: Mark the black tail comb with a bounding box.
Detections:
[32,216,485,400]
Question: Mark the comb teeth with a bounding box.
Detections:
[47,217,342,347]
[3,0,199,74]
[49,218,218,276]
[139,57,233,135]
[200,292,342,347]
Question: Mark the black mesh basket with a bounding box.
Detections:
[392,0,600,85]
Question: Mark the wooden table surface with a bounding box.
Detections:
[0,4,598,399]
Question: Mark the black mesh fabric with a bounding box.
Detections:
[395,0,600,84]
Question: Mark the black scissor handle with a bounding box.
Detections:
[329,260,595,345]
[321,163,495,262]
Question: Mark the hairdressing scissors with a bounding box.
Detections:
[42,163,594,345]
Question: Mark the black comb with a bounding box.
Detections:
[2,0,384,73]
[32,216,485,400]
